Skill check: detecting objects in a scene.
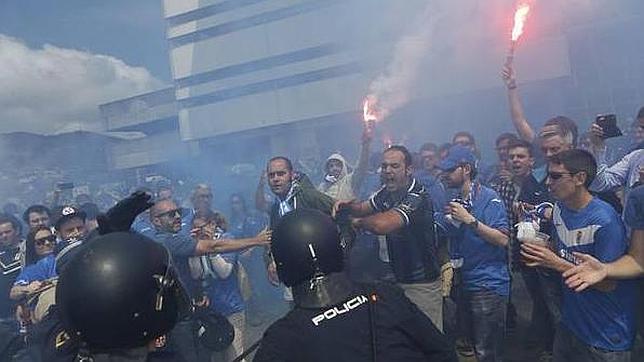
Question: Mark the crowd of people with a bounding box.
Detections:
[0,63,642,362]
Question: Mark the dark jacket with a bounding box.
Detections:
[254,282,457,362]
[370,178,443,283]
[267,173,354,253]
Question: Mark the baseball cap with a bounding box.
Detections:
[54,206,86,230]
[438,144,477,171]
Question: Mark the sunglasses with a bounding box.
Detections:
[547,172,575,180]
[35,235,56,246]
[155,208,183,219]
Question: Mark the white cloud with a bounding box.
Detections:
[0,34,165,135]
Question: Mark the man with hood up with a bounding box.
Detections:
[318,121,373,200]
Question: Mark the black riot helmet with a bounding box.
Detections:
[56,232,189,352]
[272,209,343,287]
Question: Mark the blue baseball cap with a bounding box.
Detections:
[438,144,477,171]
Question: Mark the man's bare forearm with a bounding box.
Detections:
[548,255,615,291]
[606,255,644,279]
[345,200,374,217]
[213,237,261,253]
[196,237,261,255]
[507,87,535,142]
[607,231,644,279]
[471,222,509,247]
[354,210,404,235]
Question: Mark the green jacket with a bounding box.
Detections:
[266,174,354,265]
[269,173,335,228]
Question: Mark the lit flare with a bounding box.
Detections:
[363,97,378,123]
[511,4,531,42]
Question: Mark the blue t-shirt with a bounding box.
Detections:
[206,252,245,316]
[153,230,199,298]
[131,214,156,239]
[624,185,644,230]
[552,198,637,351]
[439,184,510,296]
[13,254,57,285]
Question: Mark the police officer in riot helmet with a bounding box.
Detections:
[30,192,188,362]
[254,209,457,362]
[55,231,190,361]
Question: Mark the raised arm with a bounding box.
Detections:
[351,121,374,194]
[590,149,640,192]
[502,65,535,142]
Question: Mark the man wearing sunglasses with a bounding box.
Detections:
[435,144,510,362]
[521,149,636,362]
[150,198,271,361]
[150,199,271,297]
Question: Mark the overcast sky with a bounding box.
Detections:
[0,0,171,135]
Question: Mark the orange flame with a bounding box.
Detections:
[511,4,531,42]
[363,96,378,123]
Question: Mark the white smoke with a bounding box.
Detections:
[367,1,447,120]
[0,34,164,135]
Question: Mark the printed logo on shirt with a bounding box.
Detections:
[558,248,580,265]
[553,205,600,247]
[311,295,369,326]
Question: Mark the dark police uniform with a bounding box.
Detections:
[254,281,456,362]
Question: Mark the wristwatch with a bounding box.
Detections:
[466,218,479,230]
